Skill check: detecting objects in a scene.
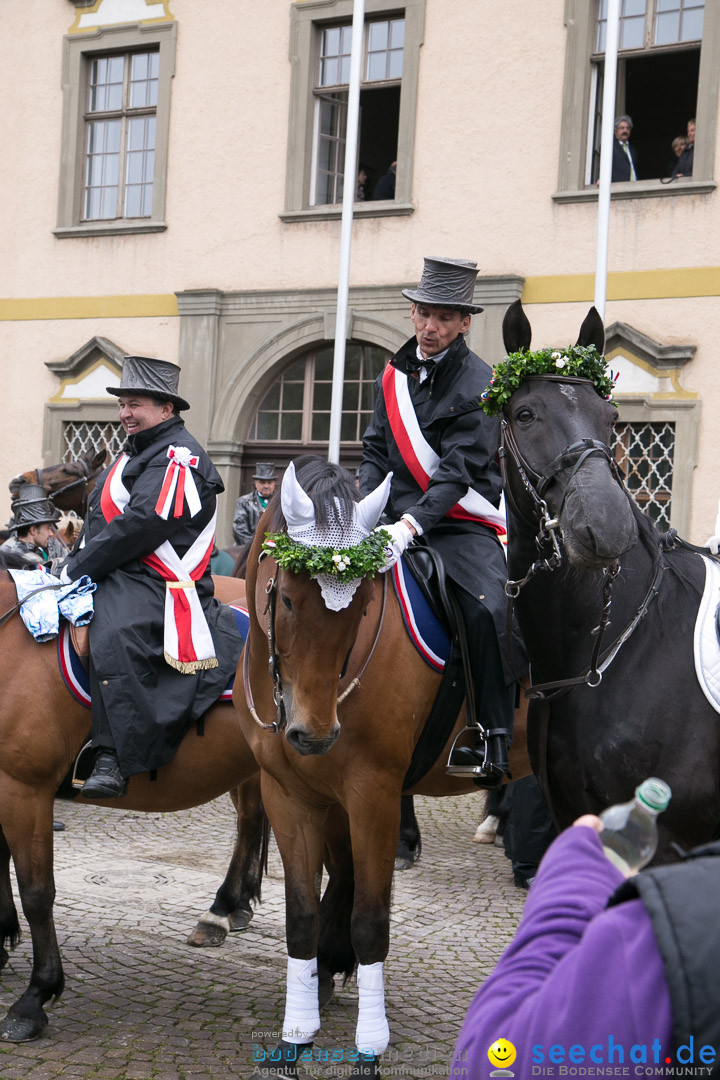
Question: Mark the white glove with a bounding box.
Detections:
[706,499,720,554]
[375,520,414,573]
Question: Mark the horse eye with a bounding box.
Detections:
[515,407,533,423]
[281,594,293,612]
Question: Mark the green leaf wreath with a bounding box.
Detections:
[480,345,618,417]
[262,529,391,582]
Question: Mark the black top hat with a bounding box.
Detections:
[253,462,277,481]
[107,356,190,411]
[402,256,484,314]
[8,484,61,532]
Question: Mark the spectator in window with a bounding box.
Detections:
[665,134,687,177]
[232,462,278,545]
[611,115,638,182]
[356,166,369,201]
[671,118,695,178]
[373,160,397,200]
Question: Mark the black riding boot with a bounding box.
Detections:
[81,748,128,799]
[446,589,514,789]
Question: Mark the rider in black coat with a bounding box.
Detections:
[360,257,525,787]
[63,357,241,797]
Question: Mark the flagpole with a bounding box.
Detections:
[328,0,365,464]
[594,0,621,320]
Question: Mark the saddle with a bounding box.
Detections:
[399,543,477,790]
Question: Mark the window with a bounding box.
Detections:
[613,421,675,527]
[247,345,388,444]
[283,0,425,220]
[311,17,405,205]
[64,420,125,461]
[556,0,718,199]
[84,51,158,220]
[56,22,176,237]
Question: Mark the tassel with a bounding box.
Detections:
[164,652,219,674]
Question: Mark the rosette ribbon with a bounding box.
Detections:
[155,446,202,520]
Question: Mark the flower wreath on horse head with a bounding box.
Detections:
[262,459,393,611]
[480,344,618,417]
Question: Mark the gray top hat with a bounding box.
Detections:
[402,256,483,314]
[9,484,61,532]
[107,356,190,411]
[253,462,277,481]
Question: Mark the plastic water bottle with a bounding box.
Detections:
[599,777,672,875]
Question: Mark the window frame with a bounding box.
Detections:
[55,21,176,238]
[282,0,425,222]
[555,0,719,202]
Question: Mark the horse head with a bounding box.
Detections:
[9,448,107,512]
[246,456,390,756]
[500,300,638,570]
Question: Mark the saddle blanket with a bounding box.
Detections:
[392,558,451,672]
[58,603,250,709]
[694,555,720,714]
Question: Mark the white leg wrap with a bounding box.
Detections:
[281,956,320,1044]
[355,961,390,1056]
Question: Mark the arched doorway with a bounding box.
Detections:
[237,340,389,494]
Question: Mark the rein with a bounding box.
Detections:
[499,407,663,700]
[243,566,388,733]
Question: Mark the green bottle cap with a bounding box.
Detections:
[636,777,672,812]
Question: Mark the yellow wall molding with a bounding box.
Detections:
[523,267,720,304]
[0,295,178,321]
[69,0,174,34]
[605,346,697,400]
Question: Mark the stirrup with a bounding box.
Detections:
[445,724,489,777]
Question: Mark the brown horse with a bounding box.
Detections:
[7,453,262,950]
[234,456,529,1078]
[0,559,263,1042]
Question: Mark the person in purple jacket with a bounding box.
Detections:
[449,816,720,1078]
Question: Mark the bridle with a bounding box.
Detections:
[37,457,96,510]
[498,398,664,701]
[243,559,388,732]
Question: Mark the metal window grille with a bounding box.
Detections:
[612,420,675,528]
[63,421,125,461]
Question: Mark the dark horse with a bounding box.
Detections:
[235,456,530,1078]
[500,300,720,856]
[8,452,263,953]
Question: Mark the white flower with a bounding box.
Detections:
[551,351,562,359]
[336,560,348,572]
[331,553,342,564]
[555,357,568,369]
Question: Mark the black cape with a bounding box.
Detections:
[64,416,242,777]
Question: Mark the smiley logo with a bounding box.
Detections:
[487,1039,517,1069]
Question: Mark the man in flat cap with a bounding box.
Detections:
[232,462,278,546]
[360,257,523,788]
[62,356,241,798]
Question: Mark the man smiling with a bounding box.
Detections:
[62,356,241,799]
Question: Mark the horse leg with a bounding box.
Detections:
[394,793,421,870]
[187,774,268,947]
[0,783,64,1042]
[343,790,401,1078]
[317,802,355,1008]
[254,772,326,1079]
[0,827,21,971]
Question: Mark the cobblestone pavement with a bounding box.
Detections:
[0,792,526,1080]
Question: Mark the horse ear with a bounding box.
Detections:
[281,461,316,532]
[575,307,605,352]
[355,473,393,534]
[92,448,108,469]
[502,299,532,355]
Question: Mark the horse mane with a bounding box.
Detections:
[0,551,34,571]
[265,455,360,533]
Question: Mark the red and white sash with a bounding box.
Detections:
[100,452,219,673]
[382,364,506,533]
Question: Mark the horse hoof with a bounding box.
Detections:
[349,1054,381,1078]
[0,1010,48,1042]
[186,911,230,947]
[228,906,253,932]
[473,814,500,844]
